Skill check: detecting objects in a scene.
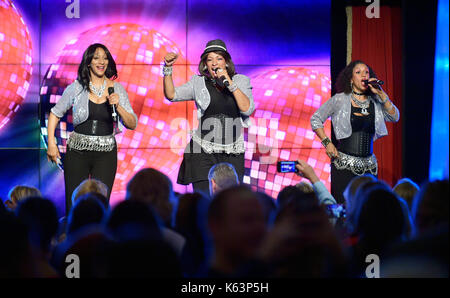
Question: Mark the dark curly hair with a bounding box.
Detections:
[77,43,118,92]
[335,60,377,94]
[198,51,236,78]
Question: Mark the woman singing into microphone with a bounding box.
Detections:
[310,60,399,203]
[46,43,137,215]
[163,39,255,194]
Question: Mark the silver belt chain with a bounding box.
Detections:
[333,151,378,176]
[190,130,245,154]
[67,131,116,152]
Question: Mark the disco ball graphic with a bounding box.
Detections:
[245,67,332,198]
[0,0,33,130]
[40,23,195,205]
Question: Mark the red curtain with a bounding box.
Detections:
[350,6,403,187]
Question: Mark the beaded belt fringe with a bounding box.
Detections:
[190,130,245,154]
[67,131,116,152]
[333,151,378,176]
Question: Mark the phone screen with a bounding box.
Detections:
[277,161,298,173]
[326,204,346,218]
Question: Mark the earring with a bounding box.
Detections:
[226,64,229,67]
[203,66,207,71]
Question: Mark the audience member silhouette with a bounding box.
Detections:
[208,162,239,197]
[349,184,409,276]
[126,168,185,256]
[0,212,36,277]
[71,178,109,209]
[174,192,212,277]
[106,199,162,242]
[260,190,348,277]
[5,185,41,211]
[15,196,59,277]
[203,186,266,277]
[393,178,420,210]
[381,179,449,277]
[411,179,449,235]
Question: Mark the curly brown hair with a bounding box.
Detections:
[335,60,377,94]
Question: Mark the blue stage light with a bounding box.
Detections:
[429,0,449,180]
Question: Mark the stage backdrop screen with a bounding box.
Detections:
[0,0,331,216]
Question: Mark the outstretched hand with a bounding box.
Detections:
[295,159,319,183]
[47,143,61,165]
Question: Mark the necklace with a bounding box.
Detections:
[351,94,370,116]
[89,79,106,98]
[352,90,365,95]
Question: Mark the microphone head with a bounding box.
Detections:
[108,87,115,95]
[363,79,384,86]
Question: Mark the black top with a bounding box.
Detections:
[349,101,375,134]
[198,77,242,145]
[337,100,375,157]
[74,100,114,136]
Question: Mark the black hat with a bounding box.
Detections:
[200,39,231,59]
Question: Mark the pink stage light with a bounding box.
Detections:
[0,0,33,130]
[245,67,332,199]
[40,23,195,205]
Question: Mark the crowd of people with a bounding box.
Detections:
[0,161,448,278]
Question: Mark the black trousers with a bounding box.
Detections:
[63,146,117,215]
[331,162,378,204]
[331,163,355,204]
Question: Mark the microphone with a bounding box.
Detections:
[108,87,117,123]
[363,79,384,86]
[213,68,230,87]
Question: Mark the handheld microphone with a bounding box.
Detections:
[108,87,117,123]
[214,68,230,87]
[363,79,384,86]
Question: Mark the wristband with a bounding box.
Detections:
[163,66,173,76]
[380,96,389,104]
[227,82,238,93]
[321,137,331,148]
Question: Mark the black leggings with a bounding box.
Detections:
[63,146,117,215]
[331,162,378,204]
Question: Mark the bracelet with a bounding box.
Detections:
[227,82,238,93]
[163,66,173,76]
[321,137,331,148]
[380,96,389,104]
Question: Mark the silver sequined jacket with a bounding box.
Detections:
[171,74,255,127]
[310,92,399,141]
[50,80,137,133]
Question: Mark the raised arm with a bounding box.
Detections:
[163,53,178,100]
